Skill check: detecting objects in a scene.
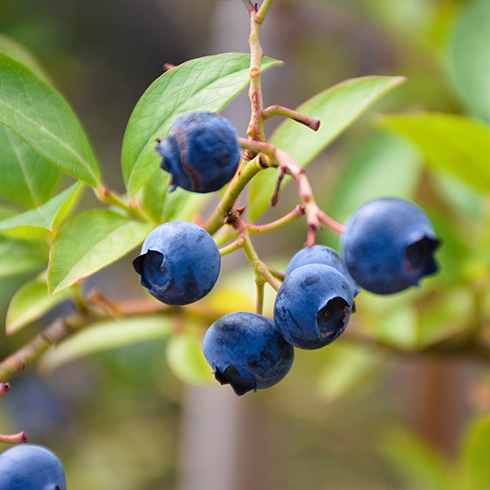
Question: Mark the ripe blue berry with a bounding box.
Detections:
[285,244,360,296]
[133,221,221,305]
[203,312,294,396]
[342,198,440,295]
[156,112,241,193]
[0,443,66,490]
[274,264,354,350]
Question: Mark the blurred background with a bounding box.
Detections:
[1,0,490,488]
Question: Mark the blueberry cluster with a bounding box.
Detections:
[0,444,66,490]
[136,112,440,396]
[202,198,440,395]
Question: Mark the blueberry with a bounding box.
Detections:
[133,221,221,305]
[342,198,440,294]
[0,443,66,490]
[273,264,354,350]
[203,312,294,396]
[156,112,241,193]
[285,244,360,296]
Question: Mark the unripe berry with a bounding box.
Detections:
[156,112,241,193]
[342,198,440,294]
[133,221,221,305]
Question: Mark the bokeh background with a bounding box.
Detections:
[1,0,490,488]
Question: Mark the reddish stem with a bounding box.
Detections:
[0,432,28,444]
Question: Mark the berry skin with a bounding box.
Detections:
[203,312,294,396]
[285,244,360,297]
[0,443,66,490]
[274,264,354,350]
[156,112,241,193]
[342,198,440,295]
[133,221,221,306]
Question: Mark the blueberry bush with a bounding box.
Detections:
[0,0,490,488]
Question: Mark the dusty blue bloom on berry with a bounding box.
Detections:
[0,444,66,490]
[156,112,241,193]
[285,244,360,297]
[274,264,354,350]
[342,198,440,295]
[203,312,294,396]
[133,221,220,306]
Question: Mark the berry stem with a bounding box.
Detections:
[248,205,305,234]
[238,138,345,242]
[241,234,281,292]
[0,382,10,397]
[204,155,264,236]
[262,105,321,131]
[0,432,28,444]
[95,184,153,223]
[255,281,265,314]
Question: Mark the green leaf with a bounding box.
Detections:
[38,316,172,373]
[448,0,490,122]
[461,413,490,490]
[326,130,422,223]
[6,276,72,335]
[48,209,152,294]
[0,183,83,240]
[381,113,490,192]
[0,52,100,187]
[0,34,51,83]
[379,429,452,490]
[122,53,280,195]
[0,236,47,277]
[166,333,214,386]
[0,124,59,209]
[248,75,406,221]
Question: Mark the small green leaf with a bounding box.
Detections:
[6,276,72,335]
[461,413,490,490]
[38,316,172,373]
[448,0,490,122]
[0,52,100,187]
[248,75,406,221]
[48,209,152,294]
[122,53,280,195]
[381,113,490,192]
[0,124,59,209]
[0,236,47,277]
[166,333,214,386]
[0,183,83,240]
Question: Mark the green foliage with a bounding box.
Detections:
[0,125,59,209]
[0,53,100,187]
[39,316,173,374]
[249,75,406,220]
[48,209,152,294]
[381,113,490,192]
[448,0,490,122]
[6,276,72,335]
[0,183,82,240]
